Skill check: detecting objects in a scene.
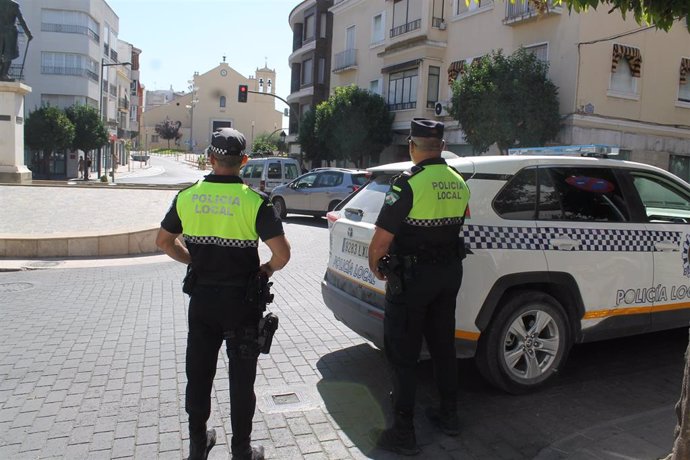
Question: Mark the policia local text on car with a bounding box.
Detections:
[368,118,470,456]
[156,128,290,460]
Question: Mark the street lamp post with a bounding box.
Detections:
[98,58,131,180]
[267,128,287,155]
[185,80,199,153]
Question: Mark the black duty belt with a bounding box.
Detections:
[395,253,459,266]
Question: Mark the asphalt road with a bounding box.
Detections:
[117,154,207,185]
[0,214,684,459]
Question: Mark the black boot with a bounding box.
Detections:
[425,404,460,436]
[369,411,420,456]
[188,429,216,460]
[231,445,265,460]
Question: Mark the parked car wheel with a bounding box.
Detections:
[476,290,571,394]
[272,197,287,219]
[327,200,341,212]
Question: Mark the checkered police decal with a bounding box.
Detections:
[462,225,681,252]
[184,235,258,248]
[405,217,464,227]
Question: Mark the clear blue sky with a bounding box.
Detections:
[108,0,296,103]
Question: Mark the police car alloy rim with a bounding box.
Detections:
[502,309,560,380]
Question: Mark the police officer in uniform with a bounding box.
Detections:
[368,118,470,455]
[157,128,291,460]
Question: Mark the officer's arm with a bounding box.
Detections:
[155,227,191,265]
[261,235,291,278]
[368,227,395,281]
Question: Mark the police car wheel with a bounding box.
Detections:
[272,197,287,219]
[476,290,570,395]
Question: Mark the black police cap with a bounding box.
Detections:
[207,127,247,156]
[409,118,444,139]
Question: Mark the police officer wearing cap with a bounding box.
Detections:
[368,118,470,455]
[157,128,290,460]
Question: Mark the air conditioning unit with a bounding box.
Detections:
[434,101,449,117]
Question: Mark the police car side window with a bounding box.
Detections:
[631,172,690,223]
[540,167,629,222]
[493,168,537,220]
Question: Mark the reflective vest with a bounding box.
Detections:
[176,180,263,247]
[405,164,470,227]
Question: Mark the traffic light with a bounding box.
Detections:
[238,84,248,103]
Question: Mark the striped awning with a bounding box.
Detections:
[447,60,465,85]
[612,43,642,78]
[681,58,690,85]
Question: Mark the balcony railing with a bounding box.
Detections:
[432,17,445,28]
[119,97,129,110]
[505,0,559,22]
[388,101,417,111]
[333,49,357,72]
[42,66,98,82]
[110,49,118,62]
[109,84,117,97]
[390,19,421,38]
[41,23,99,42]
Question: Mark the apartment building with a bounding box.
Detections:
[15,0,137,179]
[329,0,690,169]
[287,0,334,157]
[141,61,283,153]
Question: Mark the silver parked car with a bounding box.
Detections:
[270,167,368,218]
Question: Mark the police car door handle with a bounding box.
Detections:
[654,241,678,251]
[551,238,580,250]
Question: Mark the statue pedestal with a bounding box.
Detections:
[0,81,32,183]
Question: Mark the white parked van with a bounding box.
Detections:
[239,157,301,193]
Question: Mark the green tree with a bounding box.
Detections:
[24,106,75,179]
[64,104,108,158]
[154,118,182,149]
[313,85,394,168]
[298,108,328,166]
[251,132,278,156]
[549,0,690,31]
[450,48,560,155]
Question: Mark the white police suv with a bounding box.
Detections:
[321,147,690,393]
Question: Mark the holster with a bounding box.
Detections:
[182,265,197,295]
[378,255,405,295]
[257,313,279,354]
[245,271,274,312]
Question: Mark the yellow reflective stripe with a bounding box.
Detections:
[583,301,690,319]
[455,330,480,341]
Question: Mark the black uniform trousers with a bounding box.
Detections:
[383,259,462,416]
[185,285,262,457]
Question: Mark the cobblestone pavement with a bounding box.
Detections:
[0,216,685,459]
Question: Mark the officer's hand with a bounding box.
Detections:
[372,268,386,281]
[259,263,274,278]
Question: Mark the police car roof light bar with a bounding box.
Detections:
[508,145,620,158]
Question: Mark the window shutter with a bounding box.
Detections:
[680,58,690,85]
